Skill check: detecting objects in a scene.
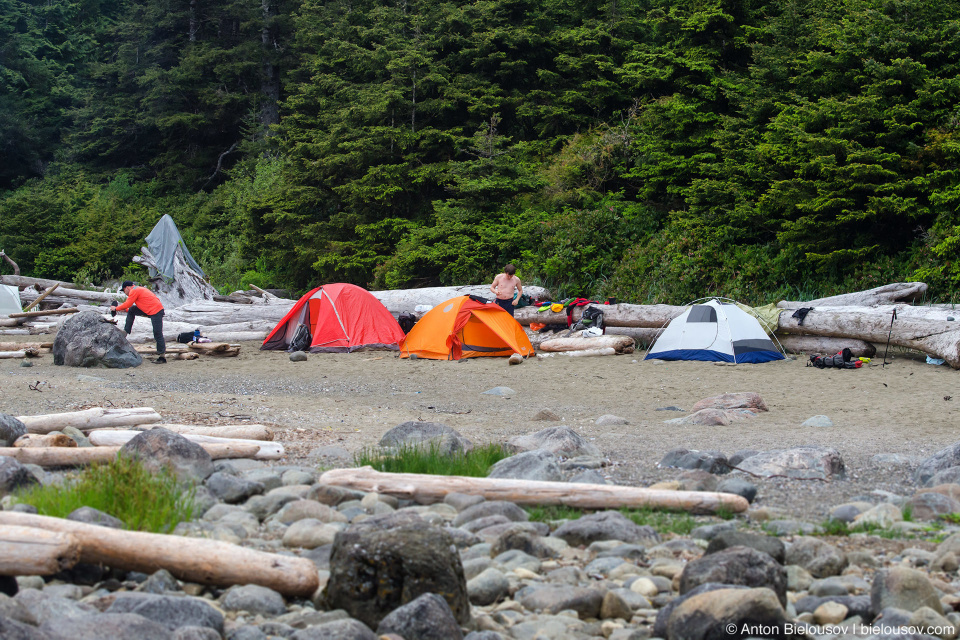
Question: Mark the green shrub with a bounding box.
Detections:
[354,442,510,477]
[14,455,196,533]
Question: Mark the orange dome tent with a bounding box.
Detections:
[399,296,534,360]
[261,283,405,352]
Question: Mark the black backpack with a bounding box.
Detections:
[581,305,604,330]
[288,323,312,352]
[398,313,417,334]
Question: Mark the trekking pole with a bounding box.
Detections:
[881,308,897,367]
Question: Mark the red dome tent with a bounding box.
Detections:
[261,283,405,352]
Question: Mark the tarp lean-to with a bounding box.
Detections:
[145,214,205,282]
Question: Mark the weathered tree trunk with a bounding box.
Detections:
[556,347,618,357]
[13,434,77,448]
[163,301,292,326]
[0,351,26,359]
[777,305,960,367]
[17,408,162,434]
[539,335,634,353]
[0,443,260,465]
[87,430,282,460]
[117,424,275,440]
[778,282,929,309]
[0,251,20,276]
[0,512,319,596]
[319,467,748,514]
[516,303,684,328]
[19,288,121,306]
[370,285,551,316]
[0,525,80,575]
[0,275,104,291]
[133,246,217,309]
[8,308,78,319]
[776,335,876,357]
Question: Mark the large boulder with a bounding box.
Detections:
[376,593,464,640]
[735,445,846,480]
[506,426,601,458]
[871,567,943,615]
[119,427,214,483]
[53,310,142,368]
[665,587,789,640]
[784,537,848,578]
[679,546,788,606]
[323,511,470,629]
[0,415,27,447]
[916,442,960,486]
[551,511,661,547]
[487,450,563,482]
[378,421,473,455]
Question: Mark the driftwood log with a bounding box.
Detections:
[0,351,26,359]
[16,407,162,434]
[0,251,20,276]
[539,335,635,353]
[370,285,550,316]
[0,274,104,291]
[87,430,282,460]
[0,512,319,596]
[0,525,80,575]
[8,308,78,319]
[778,305,960,367]
[13,434,77,448]
[516,303,684,329]
[777,335,876,357]
[319,467,748,514]
[126,424,275,440]
[0,443,260,466]
[777,282,929,309]
[21,284,59,312]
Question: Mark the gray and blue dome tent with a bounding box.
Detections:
[645,298,784,364]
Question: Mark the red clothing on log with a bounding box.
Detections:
[116,287,164,315]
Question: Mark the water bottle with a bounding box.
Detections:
[194,329,201,342]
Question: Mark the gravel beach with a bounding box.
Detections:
[1,340,956,521]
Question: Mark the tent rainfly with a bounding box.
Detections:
[261,283,405,352]
[645,298,784,364]
[0,284,21,316]
[400,295,534,360]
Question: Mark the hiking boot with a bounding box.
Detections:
[152,356,167,364]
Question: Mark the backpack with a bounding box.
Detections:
[808,348,861,369]
[398,313,417,334]
[581,305,604,330]
[288,323,312,352]
[176,331,195,344]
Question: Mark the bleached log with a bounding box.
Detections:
[19,288,120,306]
[8,308,77,319]
[163,301,292,326]
[370,285,551,316]
[777,282,928,309]
[777,305,960,367]
[204,331,267,343]
[6,342,53,351]
[539,335,635,353]
[319,467,748,515]
[0,526,80,576]
[0,329,29,335]
[0,443,261,465]
[0,318,21,327]
[130,424,274,441]
[558,347,618,357]
[0,351,26,359]
[16,407,162,434]
[776,335,876,357]
[87,430,283,460]
[0,512,319,596]
[515,303,684,328]
[13,434,77,448]
[0,275,103,291]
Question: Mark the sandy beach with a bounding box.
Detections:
[2,340,957,519]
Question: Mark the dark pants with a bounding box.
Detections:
[495,298,515,317]
[124,306,165,354]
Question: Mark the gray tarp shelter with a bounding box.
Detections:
[145,215,205,282]
[0,284,21,315]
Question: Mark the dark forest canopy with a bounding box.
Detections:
[1,0,959,304]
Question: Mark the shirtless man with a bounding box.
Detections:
[490,264,523,317]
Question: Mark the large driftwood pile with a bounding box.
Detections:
[519,282,960,367]
[6,407,283,465]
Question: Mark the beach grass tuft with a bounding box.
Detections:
[354,441,510,477]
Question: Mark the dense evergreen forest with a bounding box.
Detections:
[1,0,959,304]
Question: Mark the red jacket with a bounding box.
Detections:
[116,287,164,315]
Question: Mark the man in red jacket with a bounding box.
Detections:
[110,281,166,364]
